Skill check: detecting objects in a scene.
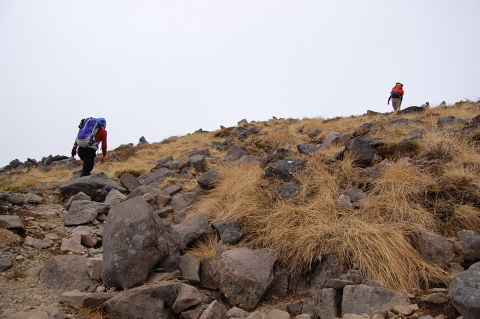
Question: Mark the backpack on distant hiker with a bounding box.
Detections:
[391,83,404,99]
[75,118,102,149]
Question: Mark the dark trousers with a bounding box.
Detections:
[78,147,97,177]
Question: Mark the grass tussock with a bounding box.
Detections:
[186,233,221,262]
[0,229,22,246]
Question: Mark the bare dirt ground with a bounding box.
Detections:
[0,194,81,318]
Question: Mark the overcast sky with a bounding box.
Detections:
[1,1,479,167]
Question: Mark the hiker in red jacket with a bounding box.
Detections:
[71,118,108,177]
[388,83,404,112]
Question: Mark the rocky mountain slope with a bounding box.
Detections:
[1,101,480,319]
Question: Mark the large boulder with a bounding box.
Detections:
[104,282,178,319]
[216,248,276,310]
[59,172,127,202]
[448,262,480,319]
[39,255,95,292]
[342,284,409,316]
[101,197,169,289]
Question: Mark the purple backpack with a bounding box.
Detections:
[76,118,101,148]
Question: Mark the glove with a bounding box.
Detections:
[71,147,77,157]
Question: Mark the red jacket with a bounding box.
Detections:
[391,84,404,96]
[94,128,108,156]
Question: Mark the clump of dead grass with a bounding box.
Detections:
[0,229,22,246]
[186,233,221,262]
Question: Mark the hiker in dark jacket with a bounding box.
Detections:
[71,118,108,177]
[388,82,404,112]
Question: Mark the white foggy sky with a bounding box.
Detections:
[0,1,479,167]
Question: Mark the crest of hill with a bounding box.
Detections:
[2,99,480,297]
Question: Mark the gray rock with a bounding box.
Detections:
[263,158,307,181]
[59,172,127,202]
[211,219,243,244]
[310,254,345,291]
[170,188,204,212]
[60,234,84,253]
[171,283,205,314]
[40,255,95,292]
[4,305,65,319]
[187,155,207,173]
[23,236,51,249]
[59,290,116,309]
[324,278,355,289]
[103,188,125,206]
[342,284,409,316]
[186,149,211,158]
[217,248,276,310]
[0,256,12,272]
[120,173,141,192]
[265,309,290,319]
[139,167,176,186]
[173,211,209,251]
[156,206,174,218]
[296,144,320,155]
[342,137,387,167]
[318,132,350,151]
[101,197,169,289]
[448,262,480,319]
[237,155,260,165]
[458,230,480,261]
[138,136,149,145]
[86,256,103,280]
[24,193,44,205]
[200,257,219,290]
[437,116,468,126]
[0,215,24,230]
[308,129,323,138]
[227,307,247,318]
[276,181,300,201]
[197,167,221,189]
[418,231,455,266]
[104,282,177,319]
[65,192,91,210]
[181,304,205,319]
[65,200,110,226]
[179,253,201,285]
[0,192,24,206]
[198,300,227,319]
[228,145,247,160]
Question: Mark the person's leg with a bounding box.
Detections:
[392,98,400,112]
[78,147,96,176]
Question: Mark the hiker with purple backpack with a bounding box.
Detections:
[71,117,108,177]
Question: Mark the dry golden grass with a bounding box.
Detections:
[0,166,74,192]
[186,232,221,262]
[328,217,451,292]
[444,205,480,237]
[0,229,22,246]
[367,160,437,228]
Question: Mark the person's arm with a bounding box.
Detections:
[100,130,108,163]
[387,95,391,104]
[71,140,78,157]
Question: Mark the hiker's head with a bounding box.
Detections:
[98,118,106,128]
[396,82,403,86]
